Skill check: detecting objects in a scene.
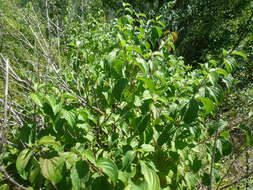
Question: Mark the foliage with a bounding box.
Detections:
[0,1,253,190]
[159,0,253,64]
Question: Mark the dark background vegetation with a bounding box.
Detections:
[0,0,253,190]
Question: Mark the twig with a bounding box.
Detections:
[218,170,253,190]
[0,55,9,154]
[0,137,20,149]
[215,147,248,190]
[245,149,249,190]
[0,167,29,190]
[209,127,219,190]
[230,11,253,53]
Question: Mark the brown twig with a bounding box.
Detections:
[215,147,248,190]
[218,170,253,190]
[0,167,29,190]
[0,55,9,154]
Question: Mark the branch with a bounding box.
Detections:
[0,137,20,149]
[0,55,9,154]
[230,11,253,53]
[218,170,253,190]
[0,167,29,190]
[215,147,248,190]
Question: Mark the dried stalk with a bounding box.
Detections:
[0,55,9,154]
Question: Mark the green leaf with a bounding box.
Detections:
[60,152,78,170]
[221,139,232,156]
[232,50,247,60]
[81,150,96,164]
[202,173,211,186]
[239,125,253,146]
[40,156,65,185]
[143,90,152,100]
[112,78,128,101]
[126,45,142,55]
[140,144,155,152]
[45,95,61,115]
[214,68,228,76]
[38,136,62,151]
[208,71,219,85]
[107,49,118,65]
[153,26,163,39]
[29,165,42,184]
[175,141,188,150]
[216,139,223,155]
[140,161,160,190]
[224,57,235,73]
[123,2,131,7]
[135,58,148,74]
[70,160,89,190]
[138,115,150,133]
[185,173,197,189]
[157,128,172,146]
[191,157,202,173]
[16,149,33,179]
[134,96,142,107]
[30,93,43,107]
[96,158,118,185]
[198,97,215,114]
[61,109,77,127]
[92,176,113,190]
[38,136,56,145]
[207,86,223,103]
[0,184,9,190]
[125,181,146,190]
[112,58,124,75]
[183,99,199,124]
[138,77,155,92]
[122,150,135,169]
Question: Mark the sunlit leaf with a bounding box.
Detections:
[140,144,155,152]
[70,160,89,190]
[61,109,77,127]
[122,150,136,169]
[96,158,118,184]
[40,156,65,185]
[140,161,160,190]
[16,149,33,179]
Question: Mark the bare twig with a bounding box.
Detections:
[218,170,253,190]
[0,136,20,149]
[245,149,249,190]
[215,147,248,190]
[0,55,9,154]
[209,127,219,190]
[0,167,29,190]
[230,11,253,53]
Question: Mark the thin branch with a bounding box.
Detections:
[209,127,219,190]
[230,11,253,53]
[0,55,9,154]
[218,170,253,190]
[0,167,29,190]
[0,137,20,149]
[215,147,248,190]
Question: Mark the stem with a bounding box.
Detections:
[230,11,253,53]
[0,55,9,155]
[209,120,220,190]
[245,150,249,190]
[215,147,248,190]
[0,167,29,190]
[218,170,253,190]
